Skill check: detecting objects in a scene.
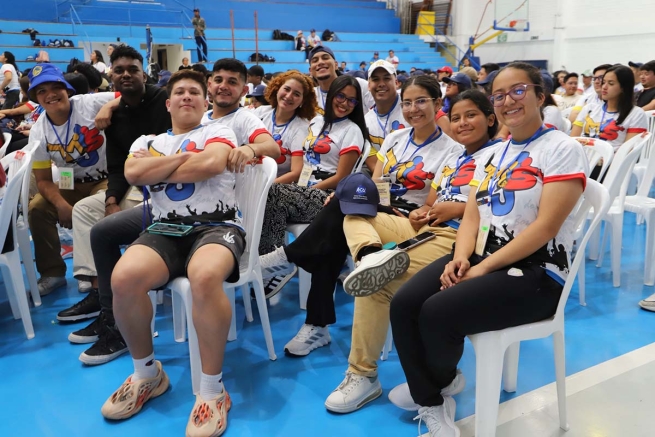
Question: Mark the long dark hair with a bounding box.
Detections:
[448,89,498,139]
[603,65,635,126]
[92,50,105,64]
[321,75,368,141]
[491,62,546,121]
[2,51,19,76]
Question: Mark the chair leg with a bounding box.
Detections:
[298,268,310,310]
[644,214,655,286]
[148,290,157,336]
[380,324,393,361]
[470,333,504,437]
[172,287,187,343]
[5,276,20,319]
[2,252,34,339]
[610,215,623,288]
[17,223,40,307]
[595,221,608,268]
[502,342,520,393]
[578,256,586,305]
[251,268,277,361]
[178,284,201,395]
[241,285,254,323]
[553,330,569,431]
[225,286,237,342]
[588,224,601,261]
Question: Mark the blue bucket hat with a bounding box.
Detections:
[336,173,379,217]
[28,63,76,102]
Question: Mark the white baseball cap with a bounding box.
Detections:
[368,60,396,76]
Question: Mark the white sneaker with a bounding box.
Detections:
[284,324,330,356]
[389,369,466,411]
[37,276,67,296]
[639,292,655,312]
[260,246,295,279]
[324,372,382,413]
[415,397,459,437]
[78,280,93,293]
[343,249,410,297]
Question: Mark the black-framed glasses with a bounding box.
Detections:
[593,75,604,82]
[400,98,436,110]
[488,84,537,107]
[334,92,359,108]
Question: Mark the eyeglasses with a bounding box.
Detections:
[488,84,537,107]
[400,98,436,110]
[592,75,604,82]
[334,92,359,108]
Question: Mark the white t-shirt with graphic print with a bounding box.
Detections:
[573,104,648,151]
[470,129,589,284]
[377,127,463,209]
[203,107,271,147]
[365,96,408,156]
[543,106,567,132]
[431,139,504,229]
[253,105,308,177]
[31,92,118,182]
[303,115,364,182]
[129,123,242,228]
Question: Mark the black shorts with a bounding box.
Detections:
[131,224,246,283]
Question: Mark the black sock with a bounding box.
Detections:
[356,245,381,262]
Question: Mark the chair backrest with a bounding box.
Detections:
[603,133,649,205]
[0,132,11,159]
[555,179,609,318]
[573,137,614,178]
[563,118,572,135]
[235,157,277,271]
[0,150,33,251]
[561,107,573,119]
[353,140,371,174]
[640,109,655,161]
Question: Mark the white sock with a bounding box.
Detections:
[199,371,224,401]
[132,353,158,381]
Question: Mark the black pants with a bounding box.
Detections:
[390,253,562,407]
[285,199,349,326]
[90,204,151,316]
[7,136,28,154]
[2,90,20,110]
[195,36,208,62]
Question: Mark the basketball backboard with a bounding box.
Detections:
[493,0,530,32]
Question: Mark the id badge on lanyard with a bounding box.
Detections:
[475,205,492,256]
[58,167,75,190]
[375,176,391,206]
[297,161,314,187]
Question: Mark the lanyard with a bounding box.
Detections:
[443,140,498,191]
[319,88,327,109]
[597,103,616,138]
[47,102,75,162]
[389,127,441,174]
[489,126,545,197]
[271,109,294,141]
[374,96,398,138]
[208,107,239,121]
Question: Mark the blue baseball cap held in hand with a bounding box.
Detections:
[336,173,379,217]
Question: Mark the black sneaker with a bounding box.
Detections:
[57,289,101,322]
[68,311,108,344]
[79,326,128,365]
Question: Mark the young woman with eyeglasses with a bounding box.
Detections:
[570,64,647,153]
[253,70,317,183]
[568,63,611,123]
[389,62,588,437]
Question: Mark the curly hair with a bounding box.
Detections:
[264,70,317,121]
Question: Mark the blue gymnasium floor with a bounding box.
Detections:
[2,213,655,437]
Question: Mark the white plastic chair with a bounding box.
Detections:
[14,146,40,307]
[603,132,655,285]
[562,117,572,135]
[0,150,36,339]
[590,133,649,287]
[162,158,278,394]
[561,107,573,120]
[354,140,372,174]
[467,178,609,437]
[1,133,11,158]
[573,137,614,181]
[631,110,655,192]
